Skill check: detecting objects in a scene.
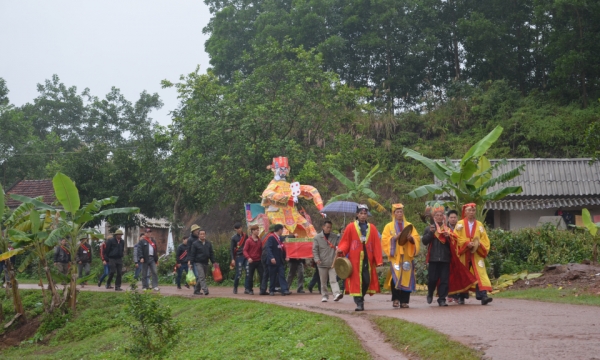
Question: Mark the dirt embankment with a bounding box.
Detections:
[511,262,600,294]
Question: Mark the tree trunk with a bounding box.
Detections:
[41,258,60,312]
[5,261,24,320]
[172,190,183,246]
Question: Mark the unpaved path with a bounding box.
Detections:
[18,283,600,359]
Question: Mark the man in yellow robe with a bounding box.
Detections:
[381,204,420,308]
[454,203,493,305]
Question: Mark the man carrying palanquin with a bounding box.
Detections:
[454,203,493,305]
[381,203,420,308]
[336,204,383,312]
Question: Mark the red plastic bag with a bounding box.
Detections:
[212,263,223,283]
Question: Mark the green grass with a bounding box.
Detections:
[495,287,600,307]
[372,316,483,360]
[1,291,370,360]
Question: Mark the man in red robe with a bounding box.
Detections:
[337,204,383,311]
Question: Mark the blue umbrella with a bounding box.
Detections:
[321,201,372,225]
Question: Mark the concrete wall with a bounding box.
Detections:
[507,206,600,230]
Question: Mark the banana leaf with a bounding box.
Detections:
[53,172,80,214]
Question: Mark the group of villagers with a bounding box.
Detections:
[337,202,492,311]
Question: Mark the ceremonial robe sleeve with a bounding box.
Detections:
[380,222,394,258]
[476,222,490,258]
[404,224,421,257]
[371,225,383,266]
[337,224,353,256]
[298,185,324,211]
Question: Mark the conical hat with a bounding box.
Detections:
[334,257,353,280]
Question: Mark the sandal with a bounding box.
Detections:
[392,300,400,308]
[400,303,409,308]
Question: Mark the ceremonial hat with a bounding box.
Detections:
[334,257,353,279]
[269,156,289,169]
[462,203,476,219]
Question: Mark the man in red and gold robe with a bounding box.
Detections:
[455,203,493,305]
[337,204,383,311]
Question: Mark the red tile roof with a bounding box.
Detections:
[5,180,56,208]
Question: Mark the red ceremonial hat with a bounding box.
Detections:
[462,203,476,219]
[271,156,289,169]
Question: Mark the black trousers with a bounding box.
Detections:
[459,284,488,300]
[353,250,371,305]
[245,260,263,291]
[107,258,123,288]
[427,261,449,301]
[391,286,411,303]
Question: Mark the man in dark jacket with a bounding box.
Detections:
[187,224,201,278]
[265,224,291,296]
[105,229,125,291]
[139,232,159,291]
[187,230,216,295]
[175,237,189,289]
[230,223,248,294]
[422,206,451,306]
[54,238,71,285]
[76,236,92,287]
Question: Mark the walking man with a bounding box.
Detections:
[76,236,92,287]
[139,232,160,291]
[337,205,383,311]
[133,233,144,281]
[175,237,190,289]
[187,225,201,278]
[230,223,248,294]
[97,240,109,287]
[455,203,493,305]
[265,224,291,296]
[105,229,125,291]
[312,220,342,302]
[54,238,71,285]
[243,225,263,295]
[188,230,216,296]
[381,204,420,308]
[422,204,452,306]
[286,258,305,293]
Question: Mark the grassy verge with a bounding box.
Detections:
[495,287,600,306]
[1,290,369,359]
[372,316,483,360]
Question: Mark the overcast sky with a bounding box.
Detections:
[0,1,212,126]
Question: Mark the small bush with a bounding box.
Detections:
[487,224,593,277]
[124,285,181,358]
[38,309,71,336]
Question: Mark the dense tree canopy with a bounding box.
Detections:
[1,1,599,232]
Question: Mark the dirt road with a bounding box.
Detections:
[18,283,600,359]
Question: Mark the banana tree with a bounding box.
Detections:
[0,184,25,325]
[328,164,386,212]
[403,126,525,221]
[581,208,599,263]
[14,172,140,313]
[8,207,62,313]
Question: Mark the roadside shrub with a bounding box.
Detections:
[124,285,181,358]
[487,224,593,277]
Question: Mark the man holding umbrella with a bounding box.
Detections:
[336,204,383,311]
